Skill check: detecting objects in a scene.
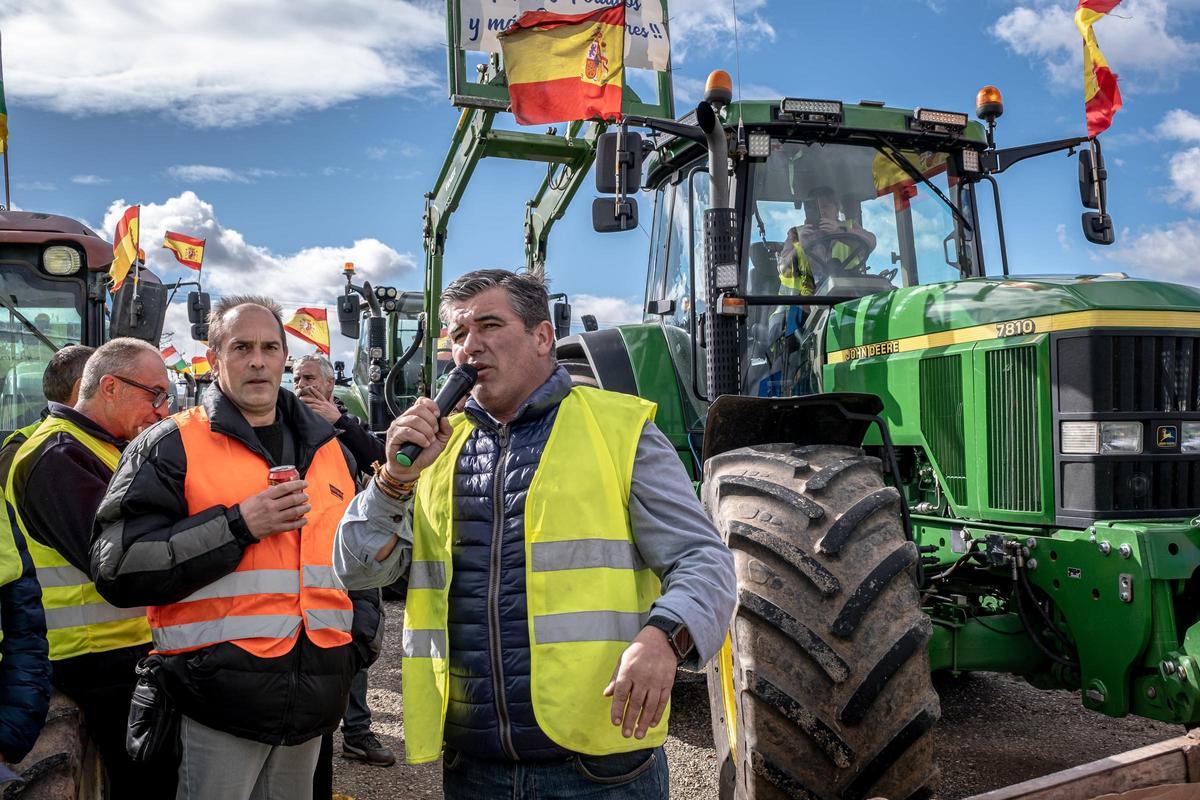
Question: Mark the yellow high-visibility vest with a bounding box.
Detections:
[7,416,150,660]
[402,386,663,764]
[779,221,860,294]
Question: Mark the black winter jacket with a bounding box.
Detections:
[331,398,384,479]
[88,387,382,745]
[0,524,50,762]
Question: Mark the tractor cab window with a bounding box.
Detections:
[743,139,970,397]
[0,269,84,431]
[658,168,710,331]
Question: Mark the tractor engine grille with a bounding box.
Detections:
[1055,331,1200,526]
[986,346,1042,513]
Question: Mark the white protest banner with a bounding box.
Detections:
[457,0,669,72]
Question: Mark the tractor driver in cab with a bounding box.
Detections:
[777,186,876,295]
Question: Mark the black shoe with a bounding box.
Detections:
[342,731,396,767]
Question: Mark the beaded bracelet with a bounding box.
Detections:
[371,461,417,500]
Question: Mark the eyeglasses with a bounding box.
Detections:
[112,375,175,410]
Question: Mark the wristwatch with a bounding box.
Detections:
[645,615,694,663]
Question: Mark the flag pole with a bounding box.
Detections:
[0,28,10,211]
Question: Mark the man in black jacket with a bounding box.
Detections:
[291,354,393,768]
[89,297,382,800]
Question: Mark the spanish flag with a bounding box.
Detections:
[284,307,330,355]
[872,150,950,211]
[500,5,625,126]
[163,231,205,272]
[1076,0,1123,137]
[190,356,211,376]
[109,205,140,290]
[160,345,188,373]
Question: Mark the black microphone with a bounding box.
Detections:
[394,363,478,467]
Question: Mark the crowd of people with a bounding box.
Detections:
[0,269,736,800]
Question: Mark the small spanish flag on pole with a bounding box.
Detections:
[1075,0,1123,137]
[284,307,331,355]
[499,5,625,126]
[190,356,211,376]
[109,205,140,290]
[162,231,205,272]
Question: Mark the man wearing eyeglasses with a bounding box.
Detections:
[6,336,176,797]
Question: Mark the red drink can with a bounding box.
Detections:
[268,465,300,486]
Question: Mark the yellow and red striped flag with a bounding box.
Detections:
[284,307,330,355]
[190,356,211,376]
[1076,0,1123,137]
[109,205,139,290]
[499,5,625,126]
[163,231,205,272]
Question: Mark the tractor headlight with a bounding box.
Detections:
[1100,421,1142,454]
[1061,421,1143,454]
[1182,422,1200,453]
[43,246,82,275]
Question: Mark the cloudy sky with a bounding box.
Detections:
[2,0,1199,364]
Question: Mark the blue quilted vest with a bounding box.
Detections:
[442,367,573,761]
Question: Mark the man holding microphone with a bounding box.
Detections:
[335,269,735,798]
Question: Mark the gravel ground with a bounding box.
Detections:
[333,601,1184,799]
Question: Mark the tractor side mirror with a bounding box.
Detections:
[582,314,599,332]
[552,300,571,339]
[1082,212,1115,246]
[186,291,211,341]
[592,197,638,233]
[595,131,643,194]
[186,291,211,323]
[337,294,362,339]
[110,280,169,343]
[1078,149,1105,209]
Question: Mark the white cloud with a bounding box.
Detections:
[101,191,417,360]
[1108,220,1200,283]
[666,0,776,62]
[71,174,110,185]
[0,0,445,127]
[1056,223,1072,252]
[15,181,56,191]
[166,165,285,183]
[991,0,1200,91]
[1167,147,1200,209]
[572,294,643,327]
[1158,109,1200,142]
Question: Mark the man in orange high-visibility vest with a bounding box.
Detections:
[91,296,382,800]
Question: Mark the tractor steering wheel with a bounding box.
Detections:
[798,230,876,281]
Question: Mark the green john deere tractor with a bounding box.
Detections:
[551,77,1200,799]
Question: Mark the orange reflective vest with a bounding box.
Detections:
[147,405,355,659]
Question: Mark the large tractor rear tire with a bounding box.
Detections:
[703,443,939,800]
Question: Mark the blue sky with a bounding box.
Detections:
[2,0,1199,363]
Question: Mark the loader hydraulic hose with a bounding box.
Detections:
[384,316,426,418]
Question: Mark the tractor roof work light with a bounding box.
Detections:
[976,85,1004,124]
[747,131,771,159]
[704,70,733,108]
[42,245,82,275]
[778,98,843,125]
[912,107,968,134]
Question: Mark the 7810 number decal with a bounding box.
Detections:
[995,318,1036,337]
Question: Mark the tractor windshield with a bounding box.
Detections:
[743,138,974,397]
[0,269,84,431]
[746,139,970,298]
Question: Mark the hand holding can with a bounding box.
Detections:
[268,465,300,486]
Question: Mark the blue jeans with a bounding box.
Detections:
[442,746,669,799]
[341,668,371,737]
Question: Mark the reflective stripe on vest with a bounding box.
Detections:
[6,415,151,660]
[148,405,355,658]
[403,386,662,764]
